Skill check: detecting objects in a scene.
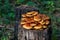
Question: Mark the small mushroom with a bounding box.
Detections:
[26,11,35,15]
[45,20,50,25]
[34,15,41,21]
[34,25,42,29]
[33,11,38,16]
[26,14,33,17]
[39,20,44,24]
[43,25,47,28]
[21,21,26,25]
[21,18,26,21]
[23,23,32,29]
[22,14,26,17]
[30,23,36,26]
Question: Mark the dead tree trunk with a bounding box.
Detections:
[15,5,52,40]
[18,28,49,40]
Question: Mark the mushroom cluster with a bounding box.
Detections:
[20,11,50,30]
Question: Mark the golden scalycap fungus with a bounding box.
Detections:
[20,11,50,30]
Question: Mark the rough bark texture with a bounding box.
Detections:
[18,26,49,40]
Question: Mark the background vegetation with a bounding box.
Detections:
[0,0,60,40]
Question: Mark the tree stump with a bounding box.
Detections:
[15,5,52,40]
[18,27,49,40]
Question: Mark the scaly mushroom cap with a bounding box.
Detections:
[23,23,32,29]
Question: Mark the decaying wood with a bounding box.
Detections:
[18,26,49,40]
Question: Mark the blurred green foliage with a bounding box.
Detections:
[0,0,15,25]
[0,0,60,40]
[0,27,12,40]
